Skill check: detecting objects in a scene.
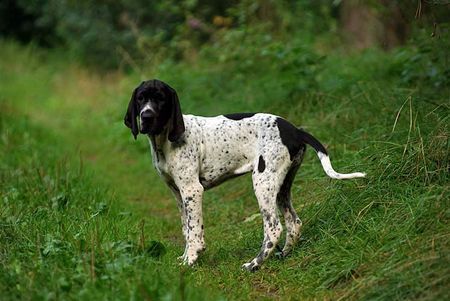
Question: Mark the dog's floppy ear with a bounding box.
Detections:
[124,82,143,140]
[166,85,185,142]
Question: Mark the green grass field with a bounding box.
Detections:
[1,40,449,300]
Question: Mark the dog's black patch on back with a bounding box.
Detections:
[223,113,255,120]
[258,155,266,173]
[276,117,305,160]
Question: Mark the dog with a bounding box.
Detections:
[124,79,366,271]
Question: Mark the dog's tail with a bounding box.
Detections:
[299,129,366,179]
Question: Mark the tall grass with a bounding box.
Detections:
[1,39,449,300]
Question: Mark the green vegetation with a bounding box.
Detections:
[1,1,449,299]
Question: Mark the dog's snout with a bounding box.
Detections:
[141,110,154,119]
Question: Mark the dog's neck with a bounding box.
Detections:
[148,128,168,163]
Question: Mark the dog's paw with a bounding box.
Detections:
[181,255,198,266]
[180,246,205,266]
[177,245,188,262]
[241,262,259,272]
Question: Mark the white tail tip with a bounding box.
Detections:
[318,152,366,180]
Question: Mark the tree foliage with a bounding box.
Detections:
[0,0,447,70]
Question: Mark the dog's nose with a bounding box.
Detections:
[141,110,154,119]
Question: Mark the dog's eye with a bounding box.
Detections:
[137,96,144,103]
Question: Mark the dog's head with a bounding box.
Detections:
[124,79,185,142]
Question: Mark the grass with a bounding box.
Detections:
[0,40,449,300]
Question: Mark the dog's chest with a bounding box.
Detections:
[153,149,175,184]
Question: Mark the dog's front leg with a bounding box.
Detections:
[168,184,188,261]
[178,182,205,266]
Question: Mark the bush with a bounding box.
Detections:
[394,24,450,89]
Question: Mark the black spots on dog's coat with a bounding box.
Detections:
[258,155,266,173]
[223,113,255,121]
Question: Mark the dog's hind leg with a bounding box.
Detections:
[276,146,306,257]
[242,151,291,272]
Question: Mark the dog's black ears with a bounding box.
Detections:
[166,85,185,142]
[124,82,143,140]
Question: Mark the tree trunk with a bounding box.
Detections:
[340,0,410,50]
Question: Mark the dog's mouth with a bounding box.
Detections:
[140,109,154,131]
[140,117,165,135]
[140,117,154,134]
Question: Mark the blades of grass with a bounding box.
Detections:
[392,96,410,133]
[402,96,414,159]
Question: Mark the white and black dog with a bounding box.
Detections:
[124,79,365,271]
